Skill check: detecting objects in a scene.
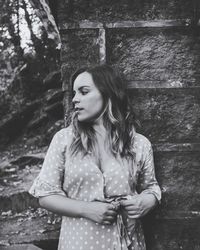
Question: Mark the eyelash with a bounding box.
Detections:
[73,90,88,97]
[81,91,88,95]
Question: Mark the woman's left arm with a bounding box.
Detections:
[121,139,161,219]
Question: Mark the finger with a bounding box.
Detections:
[105,214,117,220]
[122,204,138,212]
[106,215,117,220]
[106,210,117,216]
[128,208,144,218]
[125,205,139,211]
[120,200,133,206]
[127,210,141,215]
[122,203,135,208]
[122,201,141,209]
[128,214,140,219]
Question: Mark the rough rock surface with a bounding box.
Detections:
[58,0,194,23]
[107,28,200,85]
[0,208,60,250]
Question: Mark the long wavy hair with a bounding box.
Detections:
[66,64,138,161]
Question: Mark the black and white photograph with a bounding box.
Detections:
[0,1,200,250]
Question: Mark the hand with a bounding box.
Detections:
[83,201,118,225]
[120,193,157,219]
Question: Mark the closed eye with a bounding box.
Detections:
[81,90,89,95]
[80,86,90,95]
[73,86,90,97]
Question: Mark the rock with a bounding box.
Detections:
[0,244,43,250]
[143,210,200,250]
[154,150,200,212]
[0,208,60,249]
[0,165,41,213]
[107,28,200,84]
[61,29,100,89]
[128,88,200,143]
[58,0,193,23]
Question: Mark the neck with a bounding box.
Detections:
[92,118,106,137]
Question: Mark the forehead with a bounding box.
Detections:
[73,72,95,89]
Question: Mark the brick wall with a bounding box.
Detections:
[57,1,200,249]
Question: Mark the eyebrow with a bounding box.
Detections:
[73,85,90,91]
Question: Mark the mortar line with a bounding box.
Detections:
[98,28,106,64]
[59,19,198,30]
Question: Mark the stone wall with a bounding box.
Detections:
[57,1,200,249]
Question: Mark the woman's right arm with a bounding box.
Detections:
[39,194,117,225]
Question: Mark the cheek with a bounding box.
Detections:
[92,95,104,112]
[84,94,104,115]
[78,95,104,122]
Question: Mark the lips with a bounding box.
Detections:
[74,107,84,112]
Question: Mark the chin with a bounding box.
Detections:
[77,116,88,122]
[77,112,103,123]
[77,115,94,124]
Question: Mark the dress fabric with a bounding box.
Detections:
[29,127,161,250]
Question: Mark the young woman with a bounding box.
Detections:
[29,64,161,250]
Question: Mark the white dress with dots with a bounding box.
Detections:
[29,127,161,250]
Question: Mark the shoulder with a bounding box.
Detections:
[52,126,74,146]
[133,133,153,164]
[55,126,73,137]
[134,132,152,149]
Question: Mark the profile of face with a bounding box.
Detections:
[72,71,104,123]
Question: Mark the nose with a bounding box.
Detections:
[72,93,80,104]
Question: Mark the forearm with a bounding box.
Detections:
[140,193,158,212]
[39,194,88,218]
[39,195,117,225]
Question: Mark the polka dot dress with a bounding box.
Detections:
[29,127,161,250]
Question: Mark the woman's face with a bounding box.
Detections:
[72,71,104,123]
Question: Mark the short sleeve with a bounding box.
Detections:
[137,139,161,203]
[29,130,67,198]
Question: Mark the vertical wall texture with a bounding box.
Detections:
[57,1,200,249]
